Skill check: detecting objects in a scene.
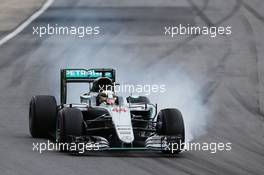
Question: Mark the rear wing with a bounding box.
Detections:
[60,68,116,104]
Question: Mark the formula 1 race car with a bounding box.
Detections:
[29,68,185,154]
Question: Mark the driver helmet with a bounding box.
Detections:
[99,90,116,105]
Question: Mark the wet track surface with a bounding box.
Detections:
[0,0,264,174]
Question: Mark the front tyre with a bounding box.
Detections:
[57,108,83,152]
[156,108,185,154]
[29,95,57,138]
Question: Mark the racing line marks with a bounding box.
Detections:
[0,0,54,46]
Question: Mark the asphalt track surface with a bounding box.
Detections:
[0,0,264,174]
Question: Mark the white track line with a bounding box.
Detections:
[0,0,54,46]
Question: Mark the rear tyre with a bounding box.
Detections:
[29,95,57,138]
[156,108,185,154]
[57,108,83,152]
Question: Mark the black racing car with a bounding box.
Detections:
[29,68,185,154]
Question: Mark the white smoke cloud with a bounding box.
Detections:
[48,36,208,142]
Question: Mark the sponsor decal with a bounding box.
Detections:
[65,69,112,79]
[112,107,128,113]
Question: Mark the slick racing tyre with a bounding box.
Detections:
[29,95,57,138]
[156,108,185,154]
[57,108,83,152]
[58,107,83,140]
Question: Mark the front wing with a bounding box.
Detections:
[64,135,182,153]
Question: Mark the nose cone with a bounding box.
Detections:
[121,135,134,143]
[110,106,135,144]
[117,126,134,143]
